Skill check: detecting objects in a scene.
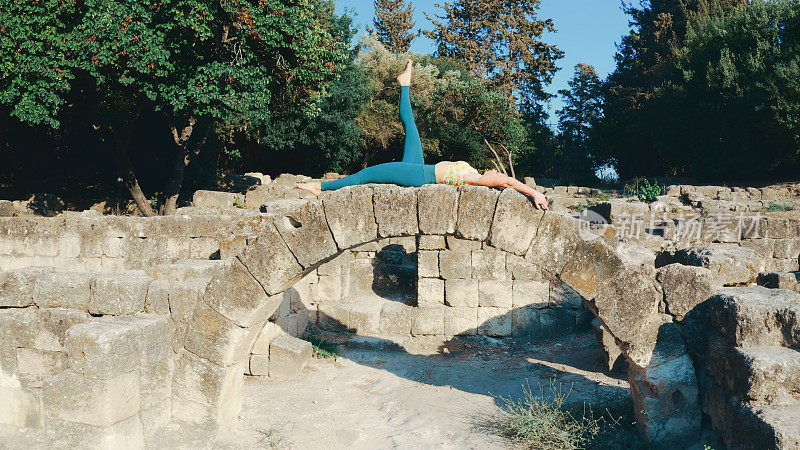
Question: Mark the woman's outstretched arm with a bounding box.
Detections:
[463,170,549,210]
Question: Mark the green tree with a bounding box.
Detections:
[424,0,563,106]
[556,64,603,183]
[659,0,800,179]
[367,0,418,53]
[0,0,347,215]
[597,0,747,179]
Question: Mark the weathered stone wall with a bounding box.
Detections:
[6,178,798,448]
[0,212,266,272]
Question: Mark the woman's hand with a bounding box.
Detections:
[532,190,549,210]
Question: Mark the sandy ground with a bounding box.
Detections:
[0,333,636,449]
[178,332,634,449]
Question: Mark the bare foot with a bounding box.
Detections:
[296,182,323,197]
[396,59,413,86]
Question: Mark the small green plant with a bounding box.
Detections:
[704,445,715,450]
[595,193,611,202]
[575,199,594,212]
[303,335,339,359]
[493,381,601,450]
[233,197,244,209]
[637,179,664,203]
[766,202,794,212]
[149,196,159,212]
[671,206,680,213]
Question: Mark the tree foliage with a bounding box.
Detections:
[367,0,418,53]
[0,0,348,214]
[424,0,563,106]
[556,64,603,183]
[597,0,799,181]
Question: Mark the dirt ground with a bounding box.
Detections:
[150,332,634,449]
[0,331,728,449]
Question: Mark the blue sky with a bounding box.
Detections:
[334,0,631,124]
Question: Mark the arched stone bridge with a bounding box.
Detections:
[174,184,699,447]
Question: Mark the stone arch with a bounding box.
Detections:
[173,184,696,447]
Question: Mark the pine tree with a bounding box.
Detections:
[424,0,563,106]
[367,0,417,53]
[556,64,603,183]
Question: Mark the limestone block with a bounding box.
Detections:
[411,306,445,335]
[708,286,800,348]
[525,212,583,274]
[317,250,352,277]
[418,278,445,307]
[139,357,174,410]
[168,279,207,324]
[773,238,800,259]
[238,222,304,295]
[417,250,440,278]
[144,279,171,315]
[765,217,794,239]
[15,348,67,388]
[488,189,544,255]
[373,185,418,237]
[708,338,800,405]
[317,303,350,331]
[656,264,716,321]
[455,185,499,241]
[88,273,151,316]
[139,398,171,437]
[559,239,627,301]
[47,414,145,450]
[675,244,764,285]
[149,259,228,282]
[42,370,140,427]
[438,250,471,279]
[251,322,284,355]
[203,257,281,328]
[172,349,245,424]
[478,280,513,308]
[249,353,269,376]
[272,200,338,269]
[471,248,507,279]
[590,318,623,372]
[477,307,512,337]
[314,274,343,302]
[549,281,584,309]
[268,335,312,379]
[511,308,539,337]
[34,271,92,310]
[183,300,264,366]
[0,267,53,307]
[506,254,543,281]
[417,184,458,235]
[443,307,478,335]
[31,308,90,352]
[538,308,575,338]
[192,190,239,209]
[418,235,446,250]
[512,280,549,308]
[345,300,382,335]
[379,302,413,335]
[444,278,478,308]
[628,324,701,448]
[446,235,482,251]
[0,200,12,217]
[65,320,141,377]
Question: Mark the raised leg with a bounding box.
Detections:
[321,162,428,191]
[398,60,424,165]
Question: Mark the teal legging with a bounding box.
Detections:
[321,85,437,191]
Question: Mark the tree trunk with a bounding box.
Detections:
[111,129,156,217]
[163,116,197,215]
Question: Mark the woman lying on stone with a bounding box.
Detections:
[297,60,549,210]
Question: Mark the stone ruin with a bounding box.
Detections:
[0,175,799,448]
